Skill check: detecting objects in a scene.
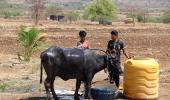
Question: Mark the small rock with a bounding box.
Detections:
[2,63,13,68]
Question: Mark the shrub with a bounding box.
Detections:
[0,83,9,92]
[3,12,11,19]
[68,11,81,23]
[99,17,112,25]
[17,26,47,61]
[146,17,161,23]
[161,11,170,23]
[84,0,116,25]
[0,11,22,19]
[136,14,161,23]
[137,14,144,22]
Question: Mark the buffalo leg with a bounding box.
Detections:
[84,81,91,99]
[50,78,58,100]
[44,78,51,100]
[74,79,81,100]
[84,73,93,99]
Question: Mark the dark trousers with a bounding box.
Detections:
[108,61,121,87]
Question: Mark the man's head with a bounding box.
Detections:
[111,30,118,40]
[79,31,87,41]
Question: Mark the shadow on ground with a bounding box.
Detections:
[19,92,125,100]
[20,95,83,100]
[20,97,46,100]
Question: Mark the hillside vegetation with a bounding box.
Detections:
[3,0,170,11]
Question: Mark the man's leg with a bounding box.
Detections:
[109,71,114,84]
[113,72,120,87]
[108,65,114,84]
[113,62,121,87]
[117,62,123,74]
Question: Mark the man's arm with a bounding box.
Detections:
[77,42,83,48]
[122,48,131,59]
[106,40,112,52]
[120,41,131,59]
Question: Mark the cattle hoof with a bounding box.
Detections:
[53,95,59,100]
[84,96,91,100]
[54,97,59,100]
[47,93,51,100]
[74,95,80,100]
[47,97,51,100]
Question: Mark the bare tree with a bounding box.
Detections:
[130,6,136,26]
[26,0,46,25]
[126,4,136,26]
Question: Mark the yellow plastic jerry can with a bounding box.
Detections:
[124,58,159,99]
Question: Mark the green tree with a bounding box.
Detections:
[84,0,116,24]
[68,11,81,23]
[46,5,63,16]
[161,11,170,23]
[17,26,47,61]
[137,14,144,22]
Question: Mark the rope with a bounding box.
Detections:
[89,49,107,54]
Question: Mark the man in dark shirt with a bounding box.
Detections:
[107,30,130,89]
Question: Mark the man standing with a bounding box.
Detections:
[107,30,130,88]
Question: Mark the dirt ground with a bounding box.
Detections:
[0,18,170,100]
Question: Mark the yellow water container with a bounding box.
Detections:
[124,58,159,99]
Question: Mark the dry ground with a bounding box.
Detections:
[0,18,170,100]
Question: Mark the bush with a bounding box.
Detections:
[161,11,170,23]
[46,5,63,16]
[137,14,144,22]
[3,12,11,19]
[0,2,25,18]
[0,83,9,92]
[136,14,161,23]
[146,17,161,23]
[84,0,116,24]
[68,11,81,23]
[99,17,112,25]
[17,26,47,61]
[127,13,136,19]
[0,11,22,18]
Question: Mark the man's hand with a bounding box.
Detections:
[127,55,133,59]
[122,48,131,59]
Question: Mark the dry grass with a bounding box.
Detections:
[0,18,169,99]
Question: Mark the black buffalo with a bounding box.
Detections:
[40,46,117,100]
[49,15,65,21]
[49,15,57,20]
[58,15,65,21]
